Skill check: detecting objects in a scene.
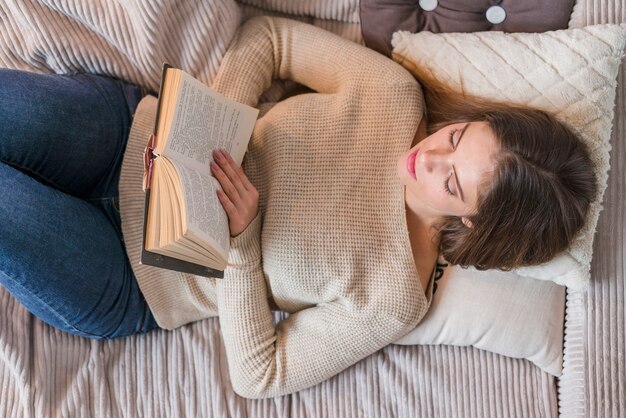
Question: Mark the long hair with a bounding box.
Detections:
[419,74,597,270]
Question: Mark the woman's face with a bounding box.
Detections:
[397,121,500,226]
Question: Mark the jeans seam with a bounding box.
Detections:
[84,196,118,203]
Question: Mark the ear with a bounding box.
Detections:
[461,217,474,228]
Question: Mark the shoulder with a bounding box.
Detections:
[355,278,428,337]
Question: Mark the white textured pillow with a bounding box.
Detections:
[391,24,626,290]
[394,262,566,376]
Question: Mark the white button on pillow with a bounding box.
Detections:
[486,5,507,24]
[419,0,438,12]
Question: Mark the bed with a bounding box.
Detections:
[0,0,624,416]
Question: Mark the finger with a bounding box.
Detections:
[211,162,243,207]
[220,150,254,191]
[236,163,256,192]
[214,150,247,196]
[216,188,239,218]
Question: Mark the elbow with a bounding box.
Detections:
[389,293,428,330]
[231,383,257,400]
[231,381,272,400]
[228,365,279,400]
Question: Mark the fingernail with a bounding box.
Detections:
[214,151,222,161]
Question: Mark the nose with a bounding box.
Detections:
[421,148,451,175]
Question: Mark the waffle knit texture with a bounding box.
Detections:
[119,16,428,399]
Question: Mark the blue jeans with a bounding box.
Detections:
[0,68,161,339]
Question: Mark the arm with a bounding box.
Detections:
[213,16,424,399]
[211,16,410,105]
[216,219,421,398]
[212,147,416,397]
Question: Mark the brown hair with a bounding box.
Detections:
[420,75,597,271]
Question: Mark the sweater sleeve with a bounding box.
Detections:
[211,16,392,105]
[217,211,419,398]
[213,17,423,399]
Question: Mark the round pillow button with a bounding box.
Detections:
[486,5,506,24]
[419,0,438,12]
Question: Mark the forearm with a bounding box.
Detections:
[211,16,390,105]
[215,212,276,397]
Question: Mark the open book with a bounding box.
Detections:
[141,64,259,278]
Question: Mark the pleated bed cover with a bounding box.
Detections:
[0,0,624,417]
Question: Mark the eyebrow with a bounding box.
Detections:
[452,123,471,203]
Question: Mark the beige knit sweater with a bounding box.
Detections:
[120,16,429,399]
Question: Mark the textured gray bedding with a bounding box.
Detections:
[0,0,624,417]
[559,3,625,417]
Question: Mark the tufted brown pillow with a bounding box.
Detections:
[360,0,576,55]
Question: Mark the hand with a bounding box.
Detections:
[211,149,259,237]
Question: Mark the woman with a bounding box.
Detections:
[0,16,596,399]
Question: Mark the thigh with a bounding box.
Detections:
[0,68,144,199]
[0,162,160,339]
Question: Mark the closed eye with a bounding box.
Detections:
[444,129,458,196]
[450,123,471,203]
[443,174,454,196]
[448,129,457,149]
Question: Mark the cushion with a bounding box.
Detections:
[395,260,566,376]
[389,23,626,376]
[360,0,576,55]
[391,24,626,290]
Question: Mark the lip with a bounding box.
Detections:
[407,149,418,179]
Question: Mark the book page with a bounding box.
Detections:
[175,161,230,260]
[163,70,259,175]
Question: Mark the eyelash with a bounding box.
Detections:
[443,129,457,196]
[443,175,454,196]
[448,129,457,149]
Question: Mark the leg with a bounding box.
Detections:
[0,162,160,339]
[0,68,144,199]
